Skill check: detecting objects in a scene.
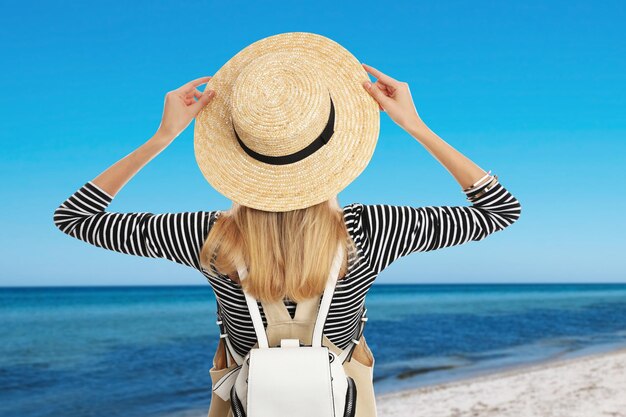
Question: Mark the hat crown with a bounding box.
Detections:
[230,52,332,157]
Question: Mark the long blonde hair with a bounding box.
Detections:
[200,197,362,303]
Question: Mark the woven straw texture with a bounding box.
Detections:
[194,31,380,212]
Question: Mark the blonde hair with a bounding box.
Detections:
[200,197,362,303]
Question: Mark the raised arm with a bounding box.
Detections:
[362,63,498,190]
[357,173,520,273]
[53,180,218,270]
[360,63,522,273]
[53,77,218,270]
[83,76,215,198]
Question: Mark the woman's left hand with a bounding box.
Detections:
[157,76,216,139]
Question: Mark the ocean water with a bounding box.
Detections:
[2,284,626,417]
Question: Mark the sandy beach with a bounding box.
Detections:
[376,347,626,417]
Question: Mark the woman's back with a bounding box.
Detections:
[204,176,520,357]
[53,174,520,358]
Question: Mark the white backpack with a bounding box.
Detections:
[212,245,366,417]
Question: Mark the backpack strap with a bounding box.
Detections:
[235,245,345,350]
[236,260,271,348]
[311,244,345,347]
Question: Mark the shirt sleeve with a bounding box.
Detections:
[52,181,218,271]
[357,173,522,273]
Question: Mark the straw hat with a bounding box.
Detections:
[193,31,380,212]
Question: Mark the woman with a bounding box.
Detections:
[53,57,521,416]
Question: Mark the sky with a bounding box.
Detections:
[1,0,624,286]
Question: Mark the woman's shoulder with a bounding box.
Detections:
[341,203,366,228]
[207,210,224,228]
[341,202,370,253]
[341,202,365,217]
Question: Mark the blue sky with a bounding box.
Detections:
[1,0,624,286]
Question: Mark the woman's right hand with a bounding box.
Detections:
[361,63,422,132]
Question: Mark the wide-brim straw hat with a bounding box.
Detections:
[194,31,380,212]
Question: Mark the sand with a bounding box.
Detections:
[376,347,626,417]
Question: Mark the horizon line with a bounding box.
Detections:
[2,282,626,289]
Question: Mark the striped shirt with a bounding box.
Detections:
[53,174,521,357]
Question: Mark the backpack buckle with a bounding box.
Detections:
[280,338,300,348]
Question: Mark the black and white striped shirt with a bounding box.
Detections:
[53,174,521,357]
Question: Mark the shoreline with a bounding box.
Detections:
[163,344,626,417]
[376,345,626,416]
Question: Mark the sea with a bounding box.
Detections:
[2,283,626,417]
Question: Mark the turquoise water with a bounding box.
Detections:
[2,284,626,417]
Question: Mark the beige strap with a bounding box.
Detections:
[293,296,321,322]
[260,299,293,324]
[260,295,320,326]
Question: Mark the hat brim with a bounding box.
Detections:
[194,32,380,212]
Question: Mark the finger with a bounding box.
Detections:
[363,81,392,108]
[177,76,213,94]
[184,96,194,105]
[381,82,396,95]
[361,63,399,87]
[182,88,202,104]
[189,89,216,114]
